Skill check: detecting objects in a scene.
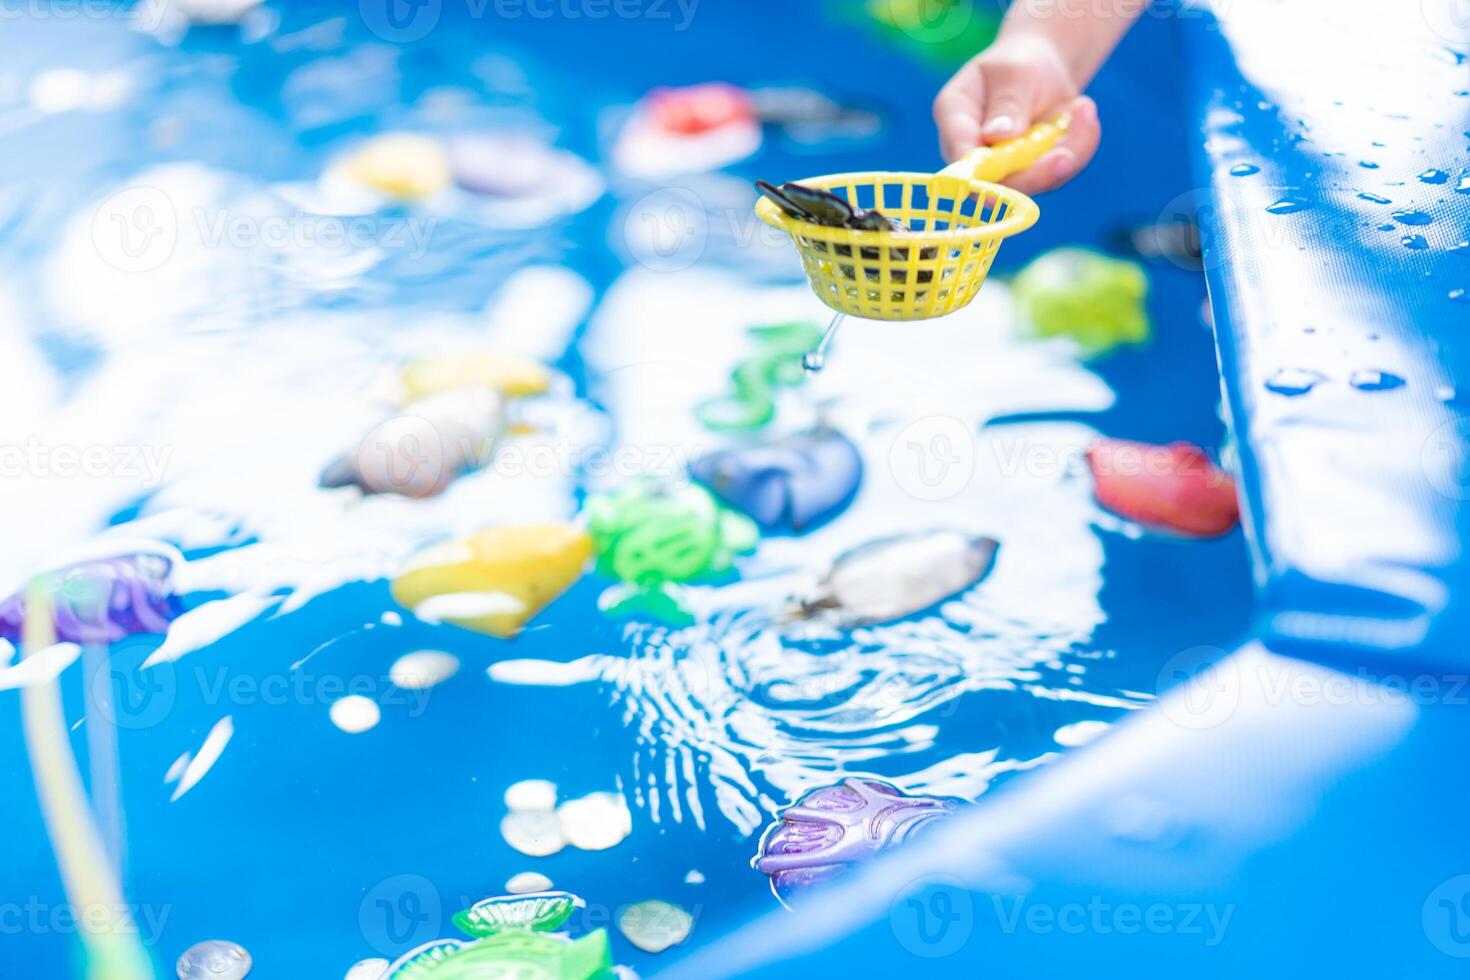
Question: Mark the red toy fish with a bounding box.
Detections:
[1086,439,1239,537]
[647,83,755,135]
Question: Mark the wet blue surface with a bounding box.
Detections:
[0,3,1251,977]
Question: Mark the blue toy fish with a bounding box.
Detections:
[691,428,862,534]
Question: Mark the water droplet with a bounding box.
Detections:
[1230,163,1260,176]
[1435,384,1457,402]
[1350,369,1405,391]
[505,778,558,811]
[1419,169,1451,184]
[1376,223,1397,232]
[1456,176,1470,194]
[328,695,379,734]
[1265,368,1326,396]
[1392,209,1434,226]
[1358,192,1392,204]
[1266,197,1311,215]
[177,940,252,980]
[1450,289,1468,303]
[389,649,459,690]
[1359,161,1380,169]
[801,351,824,373]
[1402,234,1430,250]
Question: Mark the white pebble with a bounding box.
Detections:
[504,779,558,812]
[557,792,632,851]
[176,939,251,979]
[389,650,460,690]
[329,696,380,734]
[617,900,693,953]
[1054,720,1111,748]
[505,871,554,894]
[343,959,388,980]
[500,809,565,857]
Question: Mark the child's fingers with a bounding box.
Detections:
[933,60,986,163]
[977,58,1036,143]
[1003,96,1100,195]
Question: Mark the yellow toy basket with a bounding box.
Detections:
[755,116,1069,322]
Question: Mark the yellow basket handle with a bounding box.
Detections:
[938,113,1071,184]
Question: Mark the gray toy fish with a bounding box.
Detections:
[795,529,998,627]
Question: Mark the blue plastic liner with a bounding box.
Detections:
[658,1,1470,975]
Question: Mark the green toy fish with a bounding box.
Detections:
[384,892,614,980]
[585,479,759,625]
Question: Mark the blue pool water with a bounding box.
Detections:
[0,3,1254,976]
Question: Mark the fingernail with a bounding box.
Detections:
[984,115,1016,136]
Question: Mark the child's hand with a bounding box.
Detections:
[933,34,1102,195]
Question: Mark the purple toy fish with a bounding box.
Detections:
[753,778,962,905]
[0,549,182,646]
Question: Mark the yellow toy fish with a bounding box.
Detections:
[400,353,554,401]
[391,525,592,638]
[341,133,451,200]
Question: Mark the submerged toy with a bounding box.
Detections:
[448,134,565,197]
[320,388,502,498]
[585,480,758,624]
[383,892,614,980]
[754,778,962,905]
[444,134,604,228]
[748,87,883,147]
[400,352,553,401]
[696,321,823,431]
[340,133,451,200]
[1116,216,1204,270]
[646,82,756,136]
[795,530,998,627]
[615,83,762,179]
[391,524,592,638]
[1012,247,1151,355]
[691,428,863,533]
[1086,439,1239,537]
[0,547,182,646]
